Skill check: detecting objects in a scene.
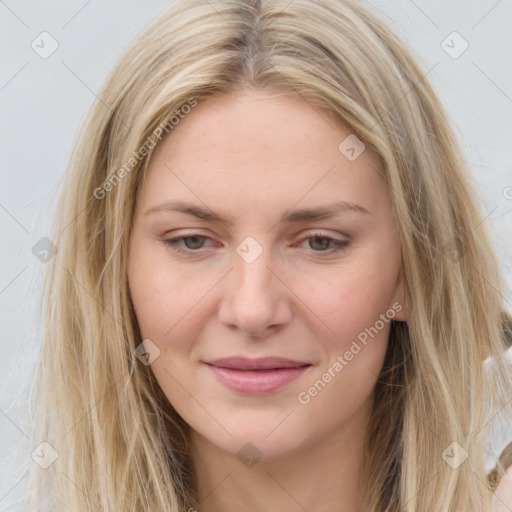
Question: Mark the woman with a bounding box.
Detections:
[26,0,512,510]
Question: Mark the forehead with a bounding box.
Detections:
[139,89,386,214]
[153,88,362,165]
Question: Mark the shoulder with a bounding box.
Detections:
[492,464,512,512]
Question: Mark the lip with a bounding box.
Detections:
[204,356,311,370]
[203,357,312,394]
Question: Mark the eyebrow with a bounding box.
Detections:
[143,199,370,225]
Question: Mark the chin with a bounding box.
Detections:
[194,423,307,465]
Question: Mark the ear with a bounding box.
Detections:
[391,268,409,322]
[492,464,512,512]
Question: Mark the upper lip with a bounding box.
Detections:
[204,357,312,370]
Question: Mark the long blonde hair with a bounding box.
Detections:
[25,0,512,510]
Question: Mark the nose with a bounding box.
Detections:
[217,242,293,338]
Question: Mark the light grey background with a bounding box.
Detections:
[1,0,511,509]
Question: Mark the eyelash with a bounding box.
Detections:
[163,232,349,256]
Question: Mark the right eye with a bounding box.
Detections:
[163,234,212,254]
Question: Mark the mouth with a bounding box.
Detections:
[203,357,313,394]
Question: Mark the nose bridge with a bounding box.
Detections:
[217,234,291,336]
[233,234,275,294]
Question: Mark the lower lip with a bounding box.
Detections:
[205,364,311,394]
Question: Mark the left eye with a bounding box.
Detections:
[164,235,212,253]
[163,233,348,255]
[301,233,348,253]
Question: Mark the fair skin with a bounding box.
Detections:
[127,87,409,512]
[493,465,512,512]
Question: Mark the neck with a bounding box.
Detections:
[188,396,372,512]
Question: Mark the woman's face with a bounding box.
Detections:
[127,88,408,462]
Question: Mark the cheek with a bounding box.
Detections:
[128,251,208,409]
[294,261,395,342]
[128,245,218,352]
[128,243,178,341]
[294,267,393,427]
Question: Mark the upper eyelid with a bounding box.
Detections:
[165,230,347,242]
[164,231,348,251]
